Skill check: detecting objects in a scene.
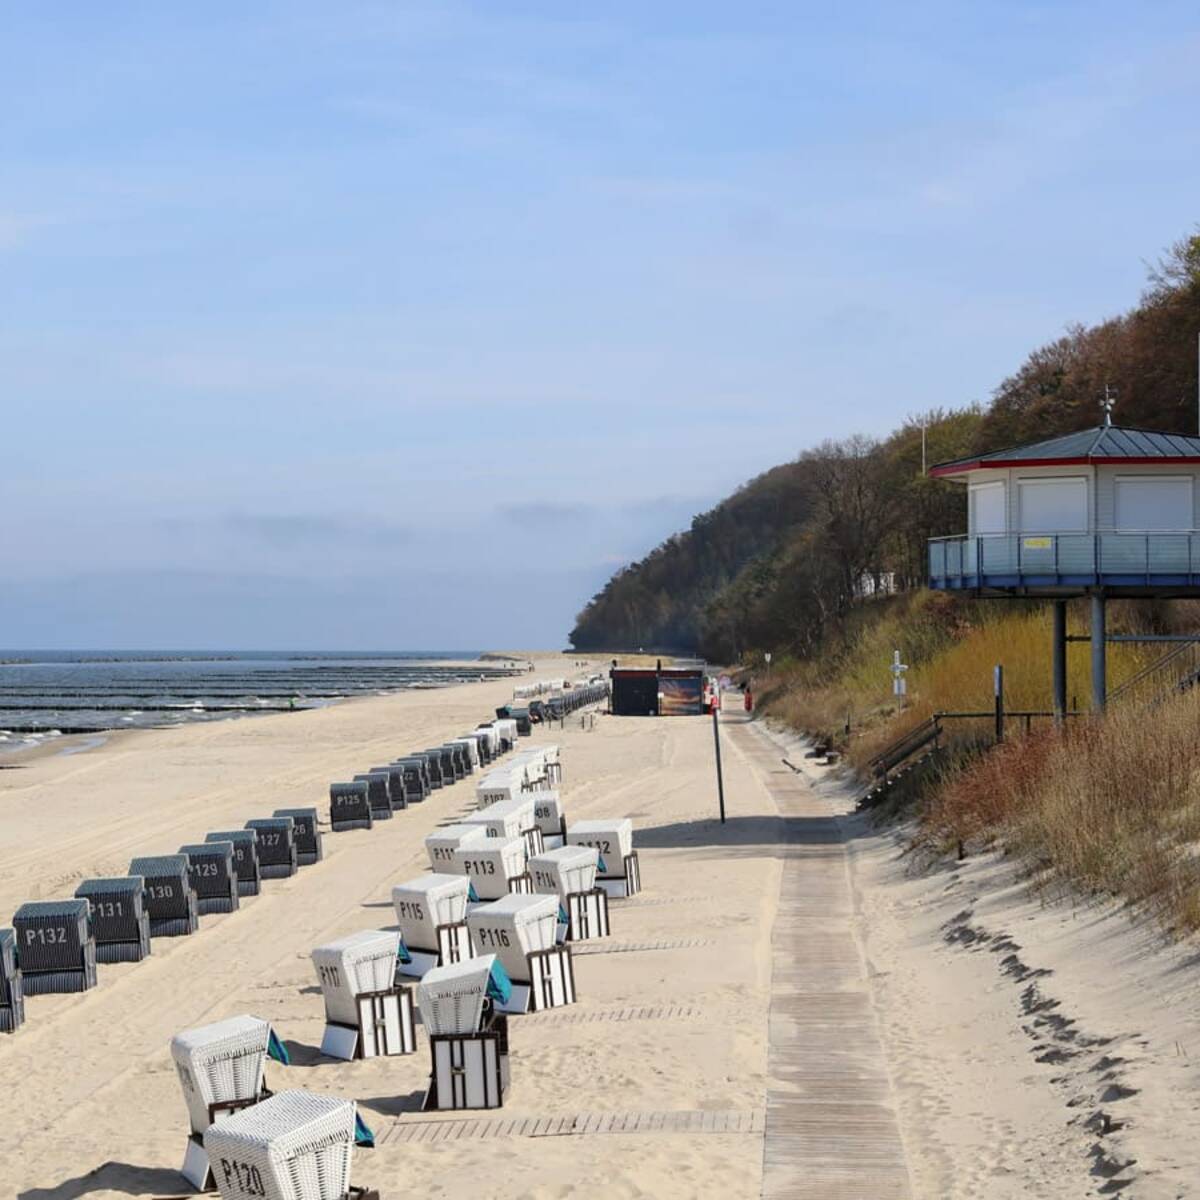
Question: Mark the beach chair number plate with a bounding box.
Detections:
[24,926,69,947]
[474,927,511,950]
[215,1156,268,1197]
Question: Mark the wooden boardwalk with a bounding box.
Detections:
[730,720,912,1199]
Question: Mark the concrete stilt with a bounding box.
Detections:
[1090,592,1107,712]
[1052,601,1068,722]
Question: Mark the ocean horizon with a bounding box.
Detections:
[0,649,523,753]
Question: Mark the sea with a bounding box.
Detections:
[0,650,517,755]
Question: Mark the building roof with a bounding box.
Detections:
[929,425,1200,478]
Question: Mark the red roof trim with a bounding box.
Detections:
[929,455,1200,478]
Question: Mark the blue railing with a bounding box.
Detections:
[929,532,1200,588]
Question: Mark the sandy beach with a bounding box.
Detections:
[5,662,1193,1198]
[0,662,778,1198]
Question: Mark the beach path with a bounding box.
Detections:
[730,718,912,1199]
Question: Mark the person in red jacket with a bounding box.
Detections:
[743,687,754,713]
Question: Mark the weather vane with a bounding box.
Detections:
[1101,384,1117,426]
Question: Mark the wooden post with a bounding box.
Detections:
[994,664,1005,743]
[712,708,726,825]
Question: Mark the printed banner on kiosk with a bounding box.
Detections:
[658,677,703,716]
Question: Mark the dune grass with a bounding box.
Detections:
[760,592,1156,771]
[761,589,1200,930]
[924,690,1200,930]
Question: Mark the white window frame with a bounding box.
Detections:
[1113,474,1195,532]
[1017,475,1088,533]
[968,479,1006,536]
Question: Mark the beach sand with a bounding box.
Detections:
[0,662,779,1198]
[7,665,1187,1198]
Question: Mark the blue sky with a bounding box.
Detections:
[4,2,1200,649]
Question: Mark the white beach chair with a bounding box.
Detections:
[475,769,516,809]
[311,930,416,1061]
[567,818,641,897]
[418,956,511,1111]
[528,790,566,848]
[467,894,575,1013]
[528,845,610,941]
[203,1089,370,1200]
[172,1014,277,1188]
[392,873,473,977]
[425,823,488,871]
[463,794,543,857]
[451,837,531,901]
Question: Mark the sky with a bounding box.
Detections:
[4,1,1200,650]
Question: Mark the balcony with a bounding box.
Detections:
[929,532,1200,595]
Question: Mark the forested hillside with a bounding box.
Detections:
[570,232,1200,659]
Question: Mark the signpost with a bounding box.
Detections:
[712,708,726,825]
[764,652,772,675]
[890,651,908,702]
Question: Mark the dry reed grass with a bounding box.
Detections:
[762,594,1156,771]
[760,590,1200,929]
[925,689,1200,930]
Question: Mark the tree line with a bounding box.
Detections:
[569,232,1200,661]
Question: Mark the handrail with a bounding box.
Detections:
[931,530,1200,580]
[1108,640,1199,703]
[869,716,942,778]
[867,715,938,767]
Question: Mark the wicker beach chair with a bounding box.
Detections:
[391,873,473,976]
[179,842,240,914]
[451,837,530,902]
[272,808,323,865]
[467,893,574,1013]
[329,781,372,832]
[566,818,640,896]
[75,876,152,962]
[528,845,609,941]
[206,829,262,897]
[311,930,415,1060]
[352,772,393,822]
[12,899,98,993]
[203,1089,361,1200]
[245,817,298,880]
[418,956,511,1110]
[129,855,199,937]
[0,928,24,1032]
[173,1013,281,1186]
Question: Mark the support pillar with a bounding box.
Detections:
[1052,600,1068,722]
[1090,592,1107,713]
